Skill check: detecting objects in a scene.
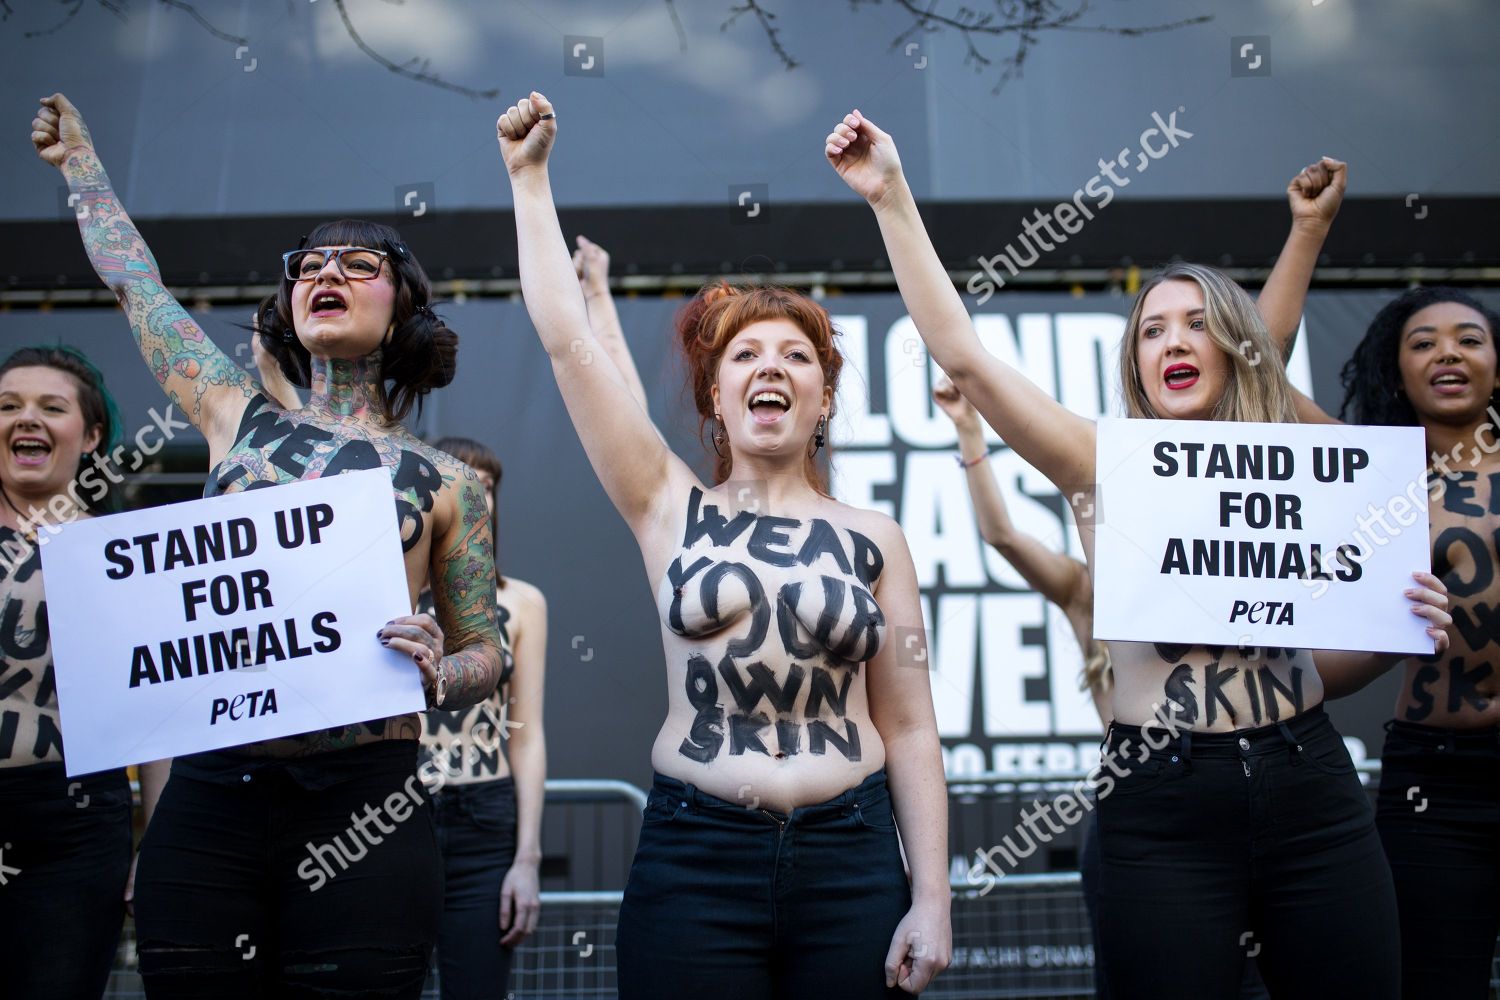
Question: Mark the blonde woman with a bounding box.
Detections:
[827,109,1448,999]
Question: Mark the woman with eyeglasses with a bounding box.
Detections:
[33,93,504,999]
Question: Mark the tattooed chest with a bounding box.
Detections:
[207,397,443,553]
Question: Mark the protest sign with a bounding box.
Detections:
[43,468,421,775]
[1093,418,1432,654]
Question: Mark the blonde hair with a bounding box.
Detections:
[1119,262,1298,424]
[1080,641,1113,698]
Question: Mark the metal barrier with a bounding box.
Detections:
[97,763,1500,999]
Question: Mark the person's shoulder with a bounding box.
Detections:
[499,576,548,615]
[821,498,901,547]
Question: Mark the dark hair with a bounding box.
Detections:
[256,220,457,423]
[1339,287,1500,425]
[675,282,843,493]
[0,345,121,514]
[431,435,504,585]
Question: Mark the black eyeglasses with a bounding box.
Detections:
[282,247,390,282]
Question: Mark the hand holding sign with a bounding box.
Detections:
[1407,570,1451,650]
[378,613,444,700]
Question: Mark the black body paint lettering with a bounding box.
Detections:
[1406,664,1439,721]
[1451,602,1500,653]
[796,519,853,575]
[1205,663,1239,727]
[747,515,800,567]
[718,661,805,715]
[807,718,861,759]
[729,712,773,755]
[0,599,46,660]
[700,562,769,657]
[1442,471,1485,517]
[1446,657,1494,713]
[848,531,884,588]
[666,556,712,634]
[1434,526,1494,599]
[684,488,755,549]
[1163,664,1199,724]
[678,653,725,762]
[804,665,853,718]
[1257,666,1305,722]
[776,582,821,659]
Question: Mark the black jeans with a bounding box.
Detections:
[134,740,443,999]
[0,763,131,1000]
[1376,719,1500,1000]
[1097,706,1399,1000]
[431,777,518,1000]
[616,769,912,999]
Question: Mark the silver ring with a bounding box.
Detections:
[537,112,556,121]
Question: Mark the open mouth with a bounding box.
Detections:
[11,436,52,467]
[1164,363,1200,391]
[1431,370,1470,396]
[309,290,348,318]
[748,389,791,424]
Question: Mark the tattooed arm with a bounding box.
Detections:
[425,470,503,709]
[864,518,951,993]
[827,111,1094,492]
[33,94,256,449]
[498,93,693,534]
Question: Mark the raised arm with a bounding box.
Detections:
[32,95,256,448]
[1258,157,1346,424]
[933,376,1089,609]
[574,236,649,411]
[497,93,689,534]
[826,111,1094,492]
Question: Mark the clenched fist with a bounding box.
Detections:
[826,109,906,208]
[497,91,557,178]
[32,93,94,170]
[1287,156,1347,232]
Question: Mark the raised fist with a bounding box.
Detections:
[496,91,557,177]
[573,235,610,294]
[932,375,979,427]
[826,109,905,207]
[1287,156,1347,231]
[32,93,94,170]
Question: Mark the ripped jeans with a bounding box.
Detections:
[134,740,442,998]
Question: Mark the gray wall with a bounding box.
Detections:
[1,0,1495,224]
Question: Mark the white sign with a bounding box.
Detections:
[1094,417,1433,654]
[43,468,422,775]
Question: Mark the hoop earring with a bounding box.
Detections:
[711,415,726,459]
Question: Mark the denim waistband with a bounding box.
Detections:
[0,761,128,800]
[431,775,515,801]
[1107,704,1334,760]
[649,768,889,823]
[1384,718,1500,752]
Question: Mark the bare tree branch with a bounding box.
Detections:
[156,0,245,45]
[723,0,798,70]
[330,0,500,100]
[24,0,88,38]
[663,0,688,52]
[881,0,1211,92]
